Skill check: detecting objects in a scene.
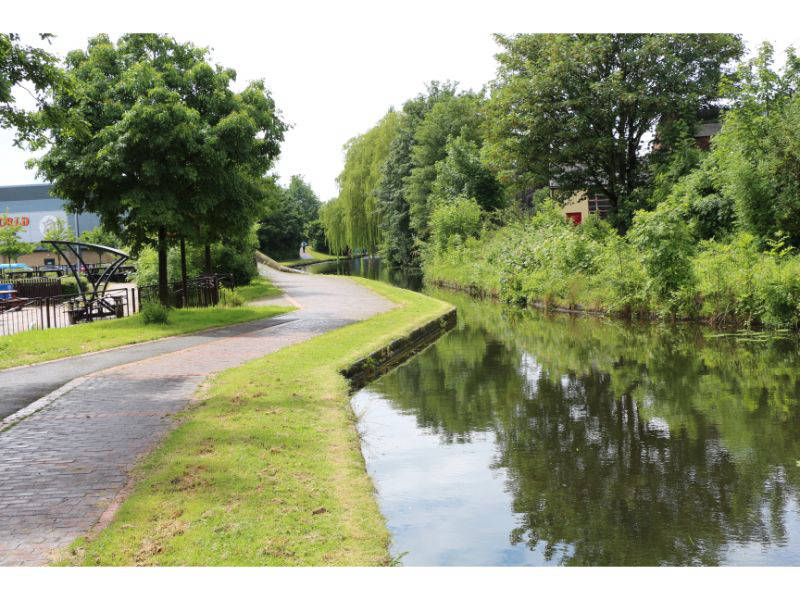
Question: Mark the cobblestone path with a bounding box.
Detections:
[0,266,395,565]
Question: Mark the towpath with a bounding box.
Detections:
[0,266,394,565]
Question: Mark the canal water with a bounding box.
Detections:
[302,258,800,566]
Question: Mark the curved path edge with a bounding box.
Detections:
[0,265,396,565]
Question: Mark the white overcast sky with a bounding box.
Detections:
[3,1,799,202]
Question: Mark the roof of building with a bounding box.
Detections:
[0,183,54,203]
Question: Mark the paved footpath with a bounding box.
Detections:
[0,266,394,565]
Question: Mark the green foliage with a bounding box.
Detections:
[34,34,286,301]
[405,91,486,241]
[59,274,91,296]
[375,86,456,270]
[710,43,800,246]
[258,176,320,260]
[140,302,170,325]
[218,287,244,307]
[0,33,61,144]
[134,246,200,287]
[429,196,482,252]
[627,204,697,310]
[484,33,743,226]
[42,216,75,242]
[0,218,35,262]
[335,110,401,253]
[429,133,504,213]
[304,219,328,254]
[79,225,124,263]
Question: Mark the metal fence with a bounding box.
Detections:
[0,274,230,337]
[0,277,62,298]
[137,274,230,309]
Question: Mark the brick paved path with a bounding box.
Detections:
[0,266,394,565]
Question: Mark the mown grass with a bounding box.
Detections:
[58,278,453,566]
[0,305,294,371]
[234,276,282,302]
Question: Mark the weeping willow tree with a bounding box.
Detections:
[319,197,348,256]
[333,110,400,254]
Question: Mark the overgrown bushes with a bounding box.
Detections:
[424,201,800,328]
[140,302,170,325]
[59,274,92,296]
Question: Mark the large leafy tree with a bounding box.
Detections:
[257,177,306,260]
[286,174,321,225]
[335,110,400,253]
[485,34,744,229]
[404,90,485,241]
[0,33,61,144]
[34,34,286,304]
[376,82,458,270]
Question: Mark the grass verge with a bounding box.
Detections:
[235,276,282,302]
[278,247,342,266]
[0,305,294,371]
[58,278,453,566]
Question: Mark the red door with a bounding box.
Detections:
[566,212,582,225]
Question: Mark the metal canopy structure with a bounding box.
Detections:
[44,240,130,322]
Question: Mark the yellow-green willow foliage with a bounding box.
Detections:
[319,198,348,256]
[334,110,401,253]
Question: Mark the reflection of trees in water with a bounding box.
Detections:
[306,257,422,290]
[373,289,800,565]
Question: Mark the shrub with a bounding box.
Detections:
[594,236,650,316]
[628,205,696,309]
[59,275,92,296]
[429,196,482,252]
[219,287,244,307]
[140,302,170,325]
[694,234,760,324]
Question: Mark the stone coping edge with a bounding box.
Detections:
[341,307,457,390]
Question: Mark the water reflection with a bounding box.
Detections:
[354,288,800,566]
[300,257,422,290]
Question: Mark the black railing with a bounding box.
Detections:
[136,274,230,309]
[0,274,230,337]
[0,288,134,336]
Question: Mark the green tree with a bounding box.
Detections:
[34,34,286,304]
[319,198,348,256]
[79,225,123,264]
[257,178,306,260]
[429,133,503,213]
[376,83,458,270]
[0,219,35,263]
[0,33,61,144]
[485,34,744,229]
[405,90,485,241]
[335,110,400,254]
[286,174,321,225]
[710,43,800,246]
[42,215,75,242]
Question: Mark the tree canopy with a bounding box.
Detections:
[33,34,286,302]
[0,33,61,144]
[484,33,744,227]
[257,175,321,260]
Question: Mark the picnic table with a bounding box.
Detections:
[0,285,26,313]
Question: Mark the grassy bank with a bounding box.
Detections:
[424,201,800,329]
[59,278,453,566]
[234,276,282,302]
[0,305,293,371]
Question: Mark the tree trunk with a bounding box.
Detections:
[204,243,212,275]
[158,226,169,306]
[180,237,188,309]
